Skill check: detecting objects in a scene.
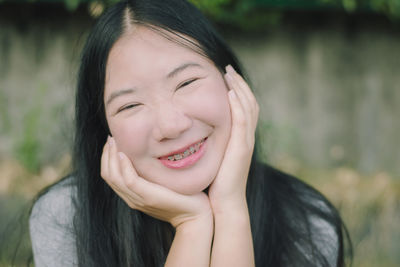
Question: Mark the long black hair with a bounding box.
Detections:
[72,0,351,266]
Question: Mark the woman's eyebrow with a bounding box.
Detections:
[106,88,136,106]
[166,62,202,79]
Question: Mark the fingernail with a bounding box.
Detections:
[109,137,114,146]
[229,89,236,98]
[118,152,124,159]
[226,64,234,74]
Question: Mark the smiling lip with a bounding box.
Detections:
[159,138,206,159]
[158,138,207,169]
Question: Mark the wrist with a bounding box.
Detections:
[212,200,251,234]
[175,210,214,233]
[166,210,213,267]
[210,194,248,216]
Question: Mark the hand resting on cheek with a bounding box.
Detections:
[100,135,212,229]
[100,64,259,225]
[100,65,258,267]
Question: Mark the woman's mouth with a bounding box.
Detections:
[159,137,207,169]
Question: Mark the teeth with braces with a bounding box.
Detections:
[166,139,205,161]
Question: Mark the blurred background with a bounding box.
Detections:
[0,0,399,266]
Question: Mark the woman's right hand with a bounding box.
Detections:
[100,136,212,229]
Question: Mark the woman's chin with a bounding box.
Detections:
[168,176,215,196]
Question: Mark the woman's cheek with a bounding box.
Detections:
[109,115,152,158]
[179,81,231,125]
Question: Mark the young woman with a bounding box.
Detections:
[29,0,351,266]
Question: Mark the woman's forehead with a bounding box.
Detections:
[107,27,212,76]
[111,26,204,61]
[104,26,214,96]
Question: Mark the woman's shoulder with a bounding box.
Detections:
[30,175,77,226]
[259,163,344,266]
[29,175,78,266]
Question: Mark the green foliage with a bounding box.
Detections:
[0,89,11,135]
[189,0,283,30]
[13,84,47,173]
[2,0,400,27]
[0,196,32,267]
[10,0,400,24]
[14,107,41,173]
[322,0,400,16]
[191,0,400,28]
[64,0,80,10]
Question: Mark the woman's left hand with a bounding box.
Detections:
[208,65,259,213]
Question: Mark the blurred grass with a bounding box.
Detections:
[273,155,400,267]
[0,155,71,267]
[0,154,399,266]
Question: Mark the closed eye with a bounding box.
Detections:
[117,103,141,113]
[177,78,198,90]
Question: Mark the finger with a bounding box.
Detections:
[224,68,257,131]
[107,152,144,209]
[225,71,251,115]
[107,181,139,210]
[117,152,176,208]
[118,156,189,211]
[227,82,256,151]
[226,65,254,105]
[226,66,259,125]
[226,65,258,107]
[226,66,259,130]
[100,137,110,179]
[102,137,129,195]
[119,152,139,179]
[225,72,256,142]
[227,89,246,142]
[108,136,122,181]
[118,152,144,201]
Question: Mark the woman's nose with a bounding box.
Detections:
[152,102,192,141]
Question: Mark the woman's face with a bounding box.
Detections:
[104,27,231,195]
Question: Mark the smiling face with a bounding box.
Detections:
[104,26,232,195]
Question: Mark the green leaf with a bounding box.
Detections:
[64,0,80,11]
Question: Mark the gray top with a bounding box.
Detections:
[29,178,77,267]
[29,177,338,267]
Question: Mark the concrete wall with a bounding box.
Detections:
[229,19,400,174]
[0,6,399,174]
[0,5,90,169]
